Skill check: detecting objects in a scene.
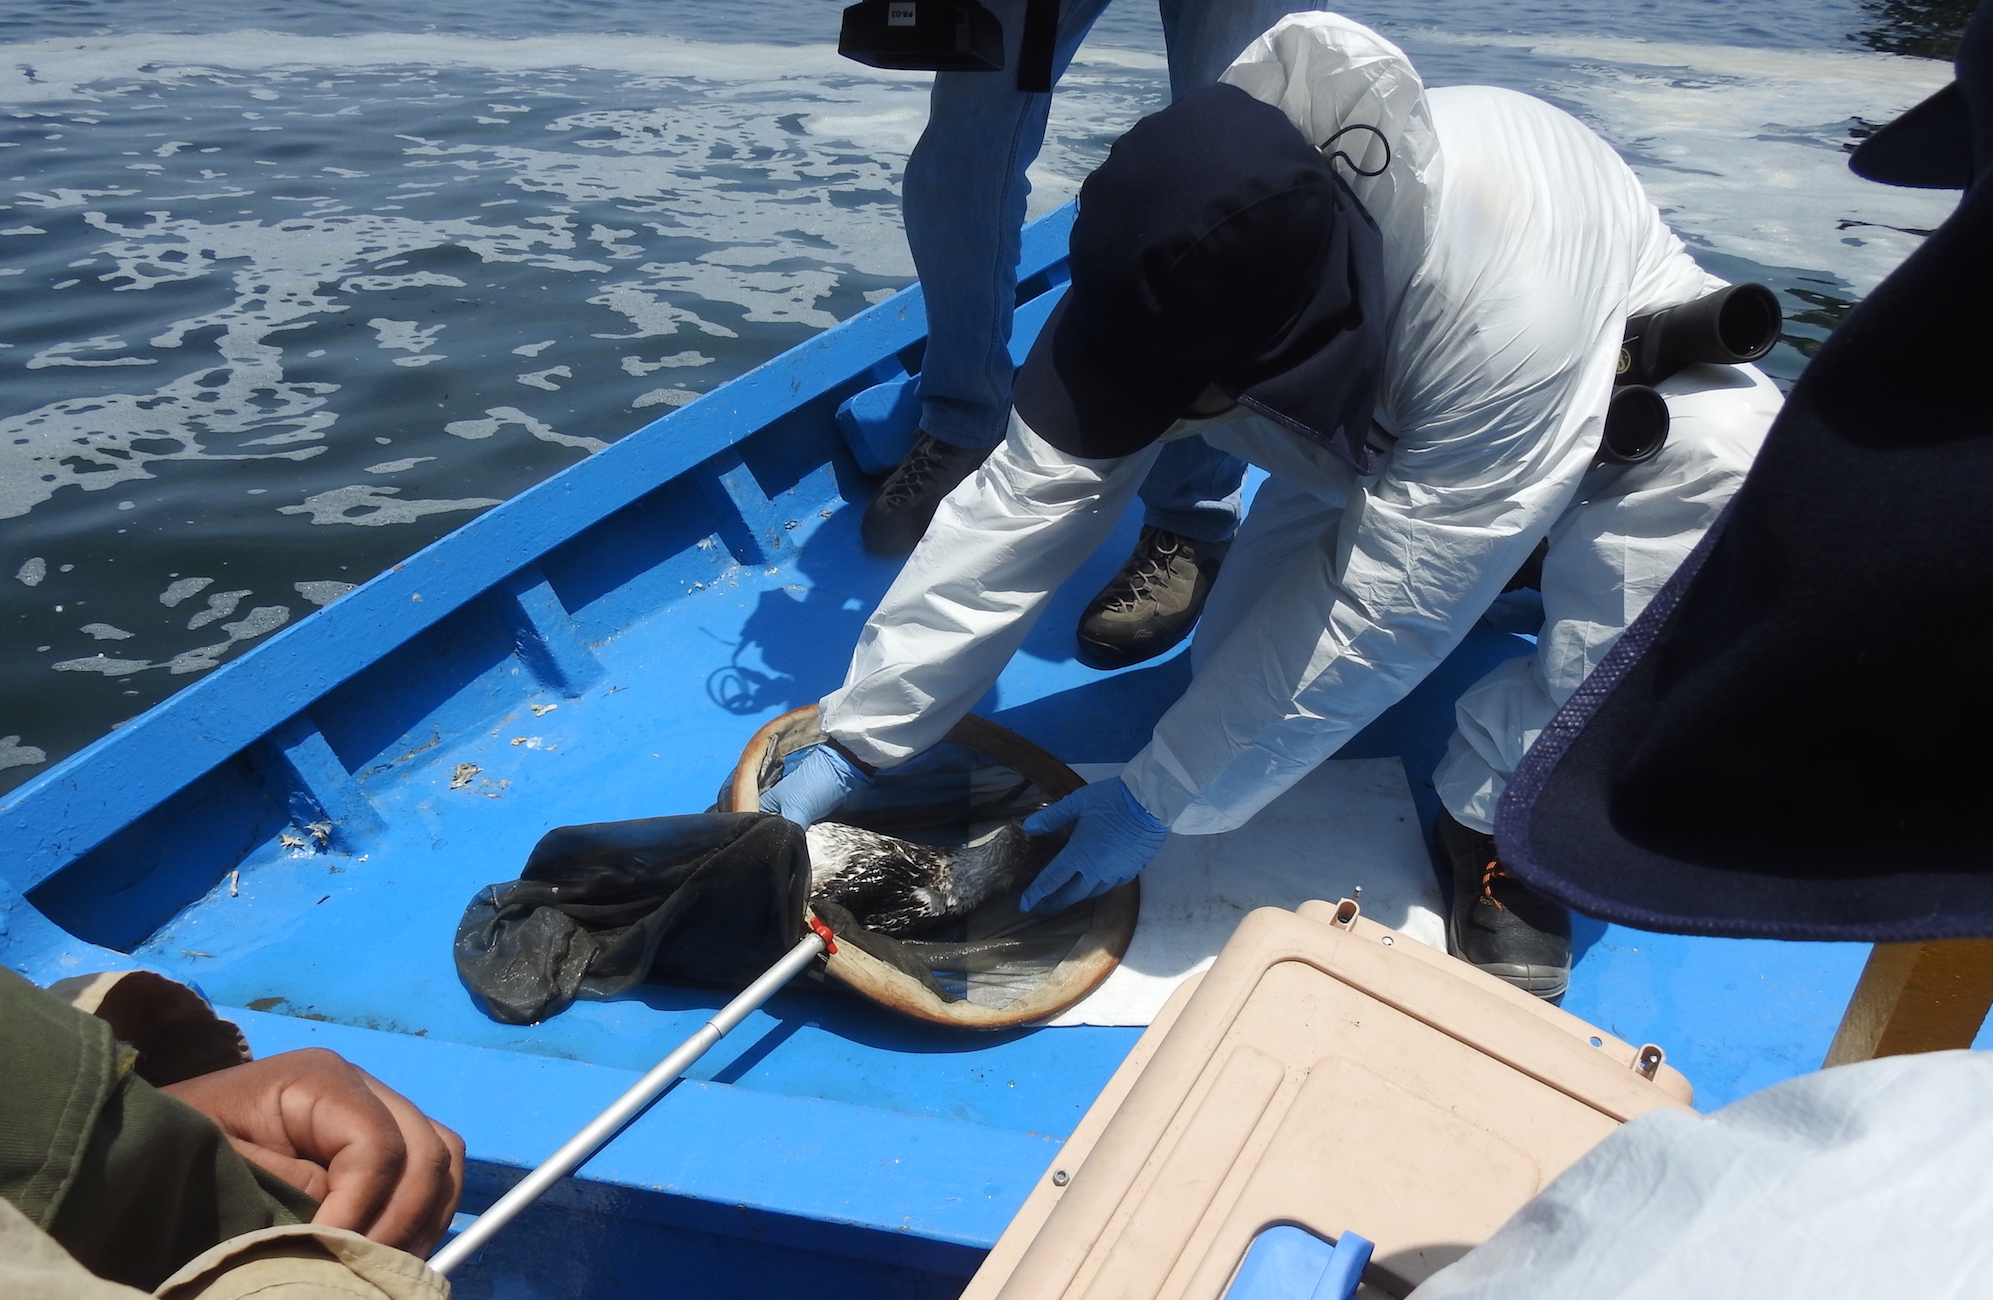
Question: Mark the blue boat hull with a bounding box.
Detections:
[0,203,1915,1296]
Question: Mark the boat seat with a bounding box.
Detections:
[961,899,1694,1300]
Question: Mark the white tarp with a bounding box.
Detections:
[1412,1049,1993,1299]
[1046,756,1444,1026]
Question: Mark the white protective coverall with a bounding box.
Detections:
[1409,1050,1993,1298]
[822,12,1783,836]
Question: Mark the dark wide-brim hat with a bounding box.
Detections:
[1496,48,1993,941]
[1014,82,1387,471]
[1851,0,1992,187]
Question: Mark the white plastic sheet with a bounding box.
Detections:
[1045,756,1443,1027]
[1412,1050,1993,1299]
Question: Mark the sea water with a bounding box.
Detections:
[0,0,1961,792]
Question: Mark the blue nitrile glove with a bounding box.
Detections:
[1019,777,1169,913]
[760,742,872,827]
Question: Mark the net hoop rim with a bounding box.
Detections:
[727,704,1138,1029]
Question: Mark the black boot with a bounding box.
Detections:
[860,432,993,557]
[1075,527,1229,670]
[1436,809,1571,1000]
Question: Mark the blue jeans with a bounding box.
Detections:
[902,0,1313,543]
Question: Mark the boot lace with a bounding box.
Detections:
[1101,531,1186,613]
[1479,860,1513,911]
[879,435,952,507]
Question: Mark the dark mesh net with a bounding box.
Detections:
[454,813,810,1026]
[453,709,1133,1028]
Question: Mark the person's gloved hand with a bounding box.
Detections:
[1019,777,1169,913]
[759,741,873,827]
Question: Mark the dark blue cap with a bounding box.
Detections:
[1015,83,1386,468]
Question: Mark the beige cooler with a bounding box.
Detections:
[965,900,1694,1300]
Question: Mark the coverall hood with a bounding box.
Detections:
[1014,81,1387,467]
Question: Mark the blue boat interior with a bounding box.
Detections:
[0,205,1972,1299]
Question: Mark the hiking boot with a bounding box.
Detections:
[1075,526,1229,670]
[1436,808,1571,1000]
[860,432,993,557]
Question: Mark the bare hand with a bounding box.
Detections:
[163,1047,465,1256]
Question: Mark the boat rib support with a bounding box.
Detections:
[701,456,791,566]
[255,714,386,847]
[499,568,606,698]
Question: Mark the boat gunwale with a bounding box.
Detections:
[0,208,1079,897]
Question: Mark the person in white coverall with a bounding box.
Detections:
[766,13,1782,997]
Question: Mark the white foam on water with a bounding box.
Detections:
[26,335,157,369]
[186,589,250,630]
[294,580,357,605]
[157,576,213,606]
[53,655,153,676]
[0,736,47,771]
[1026,55,1170,219]
[585,285,738,340]
[1411,30,1956,292]
[156,604,293,675]
[516,366,571,391]
[0,203,641,520]
[368,318,444,353]
[410,110,915,284]
[632,386,698,409]
[595,260,845,332]
[48,602,296,675]
[0,31,1164,547]
[621,350,712,374]
[441,406,607,452]
[276,483,504,525]
[0,32,928,104]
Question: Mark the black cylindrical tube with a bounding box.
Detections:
[1618,282,1782,387]
[1599,384,1669,466]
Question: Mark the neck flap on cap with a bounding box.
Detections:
[1229,181,1386,474]
[1016,83,1386,465]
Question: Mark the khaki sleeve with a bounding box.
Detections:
[0,1201,445,1300]
[0,969,316,1290]
[0,1195,150,1300]
[155,1225,449,1300]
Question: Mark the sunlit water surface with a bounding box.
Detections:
[0,0,1961,789]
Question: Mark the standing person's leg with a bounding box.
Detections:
[1158,0,1314,95]
[864,0,1116,556]
[1078,0,1320,662]
[1432,363,1781,996]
